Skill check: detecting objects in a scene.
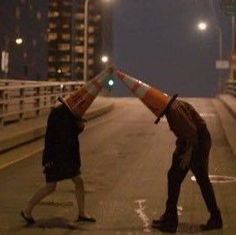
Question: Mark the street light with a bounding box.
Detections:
[197,21,222,60]
[101,54,109,64]
[197,21,223,92]
[198,22,208,31]
[83,0,112,83]
[2,37,24,79]
[15,37,23,45]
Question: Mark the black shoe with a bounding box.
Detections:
[200,213,223,231]
[152,213,178,233]
[77,215,96,223]
[20,210,35,225]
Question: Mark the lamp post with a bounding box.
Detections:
[197,21,223,92]
[2,36,23,79]
[83,0,90,83]
[83,0,112,83]
[197,21,223,61]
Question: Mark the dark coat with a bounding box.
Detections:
[42,104,83,182]
[166,99,210,157]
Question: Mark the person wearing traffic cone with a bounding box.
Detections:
[21,67,114,225]
[58,67,114,118]
[116,70,222,232]
[116,70,178,124]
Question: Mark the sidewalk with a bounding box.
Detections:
[212,94,236,156]
[0,97,114,169]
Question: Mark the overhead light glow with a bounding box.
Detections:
[101,55,109,63]
[16,38,23,45]
[198,22,207,31]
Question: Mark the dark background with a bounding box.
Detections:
[111,0,232,97]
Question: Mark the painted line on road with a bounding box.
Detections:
[0,147,43,171]
[134,199,151,233]
[191,175,236,183]
[177,206,183,216]
[200,113,216,117]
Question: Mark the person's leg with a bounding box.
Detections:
[72,175,85,216]
[165,154,189,216]
[153,153,188,232]
[191,132,222,230]
[72,175,96,222]
[23,182,57,218]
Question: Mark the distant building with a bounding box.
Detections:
[0,0,113,81]
[48,0,113,81]
[0,0,48,80]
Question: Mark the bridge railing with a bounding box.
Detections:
[0,81,84,127]
[225,80,236,96]
[0,79,41,86]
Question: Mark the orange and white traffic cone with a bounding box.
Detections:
[116,70,178,124]
[58,68,113,118]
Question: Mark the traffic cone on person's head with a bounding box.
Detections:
[116,70,178,124]
[58,68,113,118]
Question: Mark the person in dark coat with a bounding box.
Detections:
[152,99,222,233]
[21,104,96,224]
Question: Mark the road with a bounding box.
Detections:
[0,98,236,235]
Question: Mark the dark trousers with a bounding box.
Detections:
[165,128,220,216]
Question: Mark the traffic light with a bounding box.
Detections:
[104,75,115,91]
[108,78,114,87]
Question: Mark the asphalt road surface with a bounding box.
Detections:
[0,98,235,235]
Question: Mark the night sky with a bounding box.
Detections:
[111,0,232,97]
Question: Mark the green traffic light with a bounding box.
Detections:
[108,79,114,87]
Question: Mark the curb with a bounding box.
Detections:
[213,97,236,157]
[218,95,236,121]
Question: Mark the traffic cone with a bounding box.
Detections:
[116,70,178,124]
[58,68,113,118]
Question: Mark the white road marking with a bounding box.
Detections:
[134,199,151,233]
[191,175,236,183]
[200,113,216,117]
[177,206,183,216]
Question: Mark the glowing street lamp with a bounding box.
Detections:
[2,37,24,78]
[101,55,109,64]
[197,21,222,60]
[198,22,208,31]
[197,21,223,92]
[15,37,23,45]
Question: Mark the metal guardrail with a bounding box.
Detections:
[225,80,236,96]
[0,80,84,127]
[0,79,43,86]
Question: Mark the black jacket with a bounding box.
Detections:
[42,104,82,182]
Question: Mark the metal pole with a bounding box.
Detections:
[217,26,223,93]
[83,0,89,83]
[217,26,223,60]
[232,16,235,54]
[4,37,9,79]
